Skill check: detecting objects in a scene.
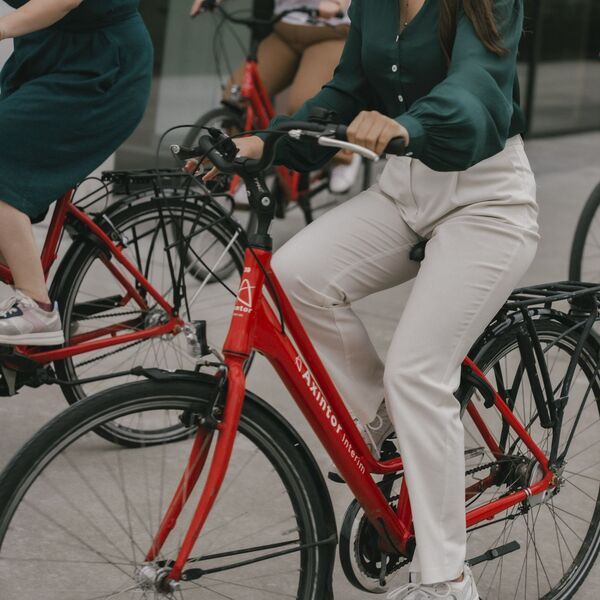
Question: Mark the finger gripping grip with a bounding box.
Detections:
[334,125,406,156]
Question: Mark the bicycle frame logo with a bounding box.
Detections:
[234,278,254,315]
[295,353,366,475]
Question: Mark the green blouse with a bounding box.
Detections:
[270,0,526,172]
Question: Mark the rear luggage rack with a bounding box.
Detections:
[505,281,600,311]
[101,168,193,195]
[72,169,226,214]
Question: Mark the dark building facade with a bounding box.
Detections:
[117,0,600,167]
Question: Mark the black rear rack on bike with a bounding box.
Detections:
[101,168,195,195]
[505,280,600,311]
[491,281,600,468]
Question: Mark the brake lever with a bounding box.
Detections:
[287,129,380,162]
[318,137,380,161]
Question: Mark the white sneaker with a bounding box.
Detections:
[0,290,64,346]
[329,154,362,194]
[388,565,479,600]
[328,399,395,482]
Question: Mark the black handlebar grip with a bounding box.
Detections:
[334,125,406,156]
[171,138,233,172]
[170,144,200,160]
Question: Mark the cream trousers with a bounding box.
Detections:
[272,136,540,584]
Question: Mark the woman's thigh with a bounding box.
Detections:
[385,211,539,389]
[229,30,300,97]
[287,36,346,114]
[272,185,421,305]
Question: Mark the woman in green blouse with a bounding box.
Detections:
[0,0,152,346]
[214,1,539,597]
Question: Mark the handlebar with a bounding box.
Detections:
[171,120,406,179]
[197,1,344,28]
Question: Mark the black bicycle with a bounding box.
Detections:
[570,181,600,282]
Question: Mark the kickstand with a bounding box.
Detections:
[379,552,388,587]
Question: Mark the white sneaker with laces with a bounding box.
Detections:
[328,399,395,482]
[387,565,479,600]
[329,154,362,194]
[0,290,64,346]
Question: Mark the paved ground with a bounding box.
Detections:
[1,131,600,598]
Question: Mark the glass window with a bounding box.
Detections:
[527,0,600,135]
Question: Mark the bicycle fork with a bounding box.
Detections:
[144,251,267,584]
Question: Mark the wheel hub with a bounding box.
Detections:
[145,307,169,329]
[135,564,179,595]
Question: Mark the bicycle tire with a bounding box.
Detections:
[0,377,336,599]
[569,181,600,281]
[463,317,600,600]
[51,196,246,446]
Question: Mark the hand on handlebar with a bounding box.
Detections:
[318,0,346,19]
[191,136,265,182]
[346,110,409,157]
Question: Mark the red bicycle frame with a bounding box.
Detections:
[146,244,556,582]
[0,191,184,366]
[232,60,310,204]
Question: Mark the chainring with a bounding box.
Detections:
[339,442,410,595]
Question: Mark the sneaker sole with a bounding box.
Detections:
[0,332,65,346]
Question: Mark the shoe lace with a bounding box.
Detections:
[0,295,19,318]
[388,582,453,600]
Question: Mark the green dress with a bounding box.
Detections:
[0,0,153,219]
[271,0,526,172]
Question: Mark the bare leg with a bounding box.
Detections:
[0,200,50,303]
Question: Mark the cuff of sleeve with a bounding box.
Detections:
[395,113,427,159]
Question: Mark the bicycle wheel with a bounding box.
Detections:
[183,107,257,234]
[52,195,245,445]
[569,182,600,282]
[0,378,336,599]
[462,318,600,599]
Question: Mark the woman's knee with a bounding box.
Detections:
[382,358,462,414]
[272,246,345,310]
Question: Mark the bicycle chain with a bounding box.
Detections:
[465,460,500,477]
[75,309,143,321]
[74,338,147,368]
[69,310,150,368]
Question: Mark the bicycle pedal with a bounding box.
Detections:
[467,540,520,567]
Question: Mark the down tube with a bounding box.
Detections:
[253,299,413,553]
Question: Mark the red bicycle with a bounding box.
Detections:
[184,2,372,231]
[0,169,247,445]
[1,123,600,599]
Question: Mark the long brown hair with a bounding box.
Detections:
[439,0,508,64]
